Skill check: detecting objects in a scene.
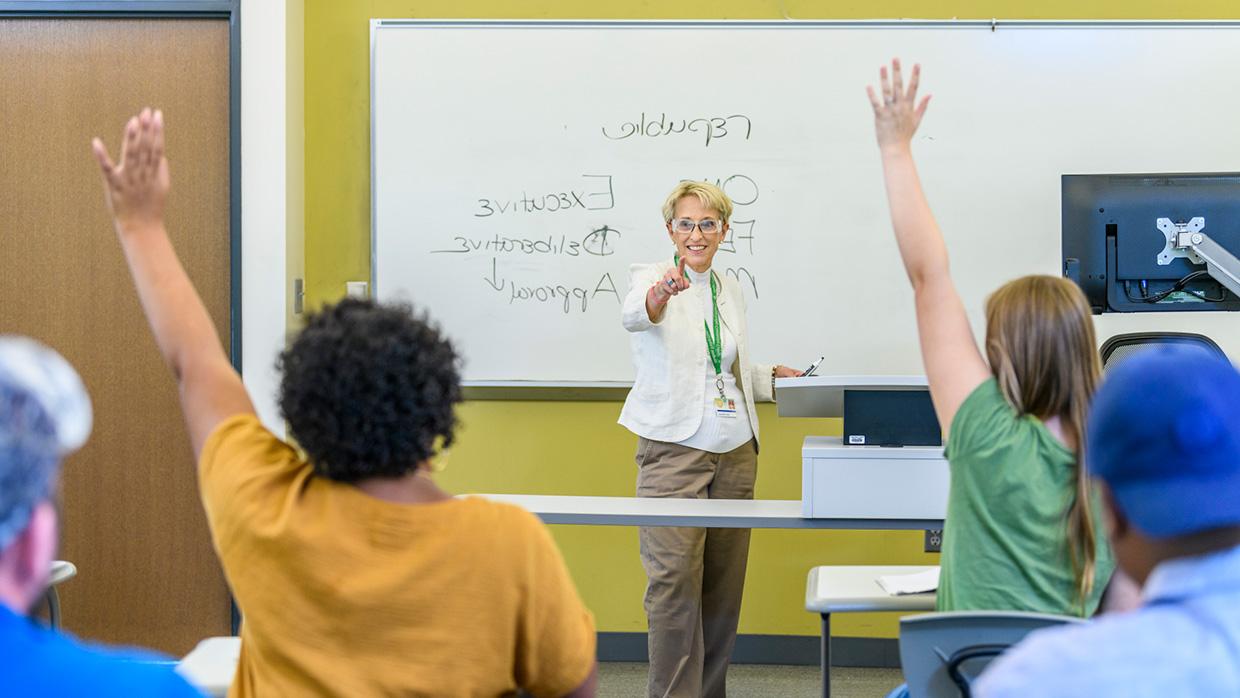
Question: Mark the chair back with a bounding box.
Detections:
[1100,332,1225,370]
[899,611,1084,698]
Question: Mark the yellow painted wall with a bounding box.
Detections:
[304,0,1240,639]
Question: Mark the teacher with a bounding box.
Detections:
[619,181,800,697]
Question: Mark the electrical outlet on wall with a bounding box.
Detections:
[345,281,369,299]
[924,528,943,553]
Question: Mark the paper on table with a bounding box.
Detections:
[877,567,940,596]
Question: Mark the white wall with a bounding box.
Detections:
[241,0,300,434]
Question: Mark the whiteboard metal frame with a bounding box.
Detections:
[369,18,1240,395]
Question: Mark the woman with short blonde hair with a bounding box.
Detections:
[619,180,800,697]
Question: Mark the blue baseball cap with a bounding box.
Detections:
[1087,344,1240,538]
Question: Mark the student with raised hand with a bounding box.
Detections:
[866,61,1114,615]
[978,345,1240,696]
[91,109,598,698]
[0,337,202,697]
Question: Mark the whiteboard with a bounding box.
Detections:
[372,20,1240,384]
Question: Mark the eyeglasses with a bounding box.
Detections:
[670,218,724,237]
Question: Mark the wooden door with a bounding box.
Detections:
[0,18,232,655]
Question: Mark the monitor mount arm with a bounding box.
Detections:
[1156,217,1240,298]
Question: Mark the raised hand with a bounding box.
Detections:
[866,59,931,153]
[91,107,170,235]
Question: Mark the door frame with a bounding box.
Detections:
[0,0,243,367]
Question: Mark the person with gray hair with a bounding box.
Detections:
[0,336,200,696]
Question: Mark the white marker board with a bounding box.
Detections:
[372,20,1240,384]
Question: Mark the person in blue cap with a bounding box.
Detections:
[977,344,1240,696]
[0,336,202,697]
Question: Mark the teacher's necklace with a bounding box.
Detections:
[677,254,726,401]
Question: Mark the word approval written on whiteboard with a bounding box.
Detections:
[602,112,753,148]
[481,257,621,314]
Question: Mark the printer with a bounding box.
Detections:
[775,376,950,520]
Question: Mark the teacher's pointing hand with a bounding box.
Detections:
[649,255,691,307]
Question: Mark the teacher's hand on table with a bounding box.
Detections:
[773,365,804,378]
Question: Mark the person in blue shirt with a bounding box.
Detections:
[0,336,202,697]
[977,344,1240,697]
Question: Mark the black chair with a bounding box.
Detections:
[1100,332,1225,370]
[898,611,1084,698]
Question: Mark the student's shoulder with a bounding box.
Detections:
[201,413,286,461]
[199,413,300,476]
[977,611,1219,697]
[951,377,1009,423]
[455,497,558,548]
[459,496,544,524]
[948,378,1070,459]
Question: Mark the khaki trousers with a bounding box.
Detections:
[636,437,758,698]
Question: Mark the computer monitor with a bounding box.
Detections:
[1062,173,1240,313]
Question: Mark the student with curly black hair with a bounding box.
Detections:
[277,298,463,484]
[91,109,598,698]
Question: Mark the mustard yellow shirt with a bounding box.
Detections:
[199,415,596,697]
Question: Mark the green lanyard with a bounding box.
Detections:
[677,255,726,399]
[704,272,726,399]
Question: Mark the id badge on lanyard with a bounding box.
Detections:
[702,271,736,419]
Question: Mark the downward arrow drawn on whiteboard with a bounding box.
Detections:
[484,257,505,292]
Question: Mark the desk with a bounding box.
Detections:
[473,494,942,530]
[177,636,240,698]
[806,566,937,698]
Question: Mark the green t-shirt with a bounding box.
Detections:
[937,378,1114,616]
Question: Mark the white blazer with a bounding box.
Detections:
[618,260,773,449]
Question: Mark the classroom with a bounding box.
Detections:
[2,1,1239,697]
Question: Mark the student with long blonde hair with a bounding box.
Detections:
[866,60,1114,614]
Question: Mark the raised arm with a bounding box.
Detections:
[867,61,990,431]
[92,109,255,458]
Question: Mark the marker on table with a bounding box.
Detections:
[802,355,825,377]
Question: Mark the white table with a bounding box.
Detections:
[473,494,942,530]
[177,636,240,698]
[805,565,938,698]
